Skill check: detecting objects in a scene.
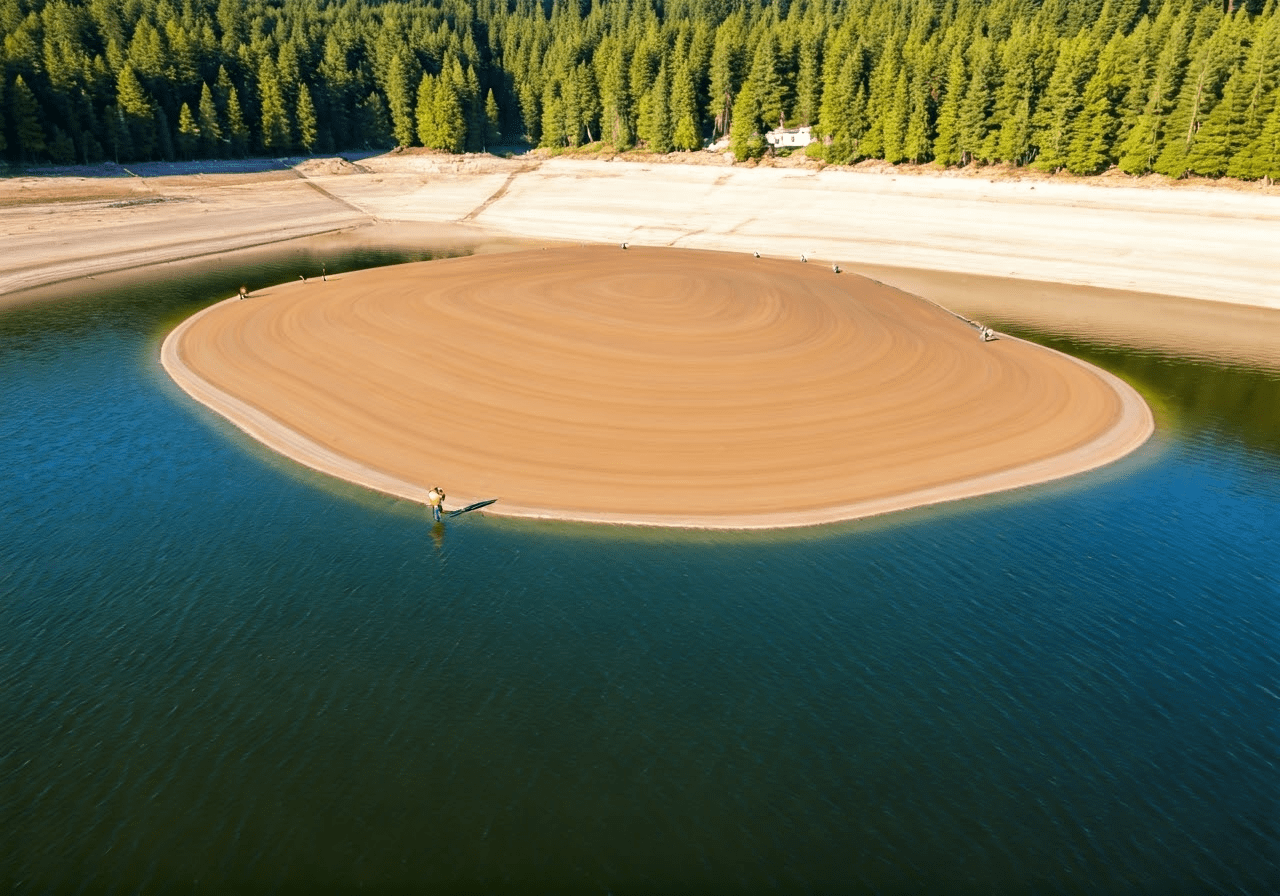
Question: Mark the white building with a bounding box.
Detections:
[765,126,812,149]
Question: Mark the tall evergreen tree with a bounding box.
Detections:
[434,64,467,152]
[386,49,421,147]
[708,13,747,140]
[1031,32,1094,171]
[176,102,199,159]
[794,26,823,128]
[637,61,673,153]
[729,74,763,159]
[1153,10,1246,177]
[296,82,318,153]
[197,81,223,157]
[1117,9,1191,174]
[957,38,996,164]
[115,65,155,160]
[671,56,702,151]
[1066,33,1129,174]
[485,89,502,149]
[10,75,45,161]
[258,55,291,153]
[748,32,786,131]
[224,83,249,157]
[597,36,633,148]
[416,74,439,149]
[1233,100,1280,180]
[1202,13,1280,177]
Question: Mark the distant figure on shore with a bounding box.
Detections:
[427,486,446,522]
[238,285,248,300]
[322,265,327,282]
[832,264,841,274]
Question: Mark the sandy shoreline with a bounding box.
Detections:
[163,246,1153,528]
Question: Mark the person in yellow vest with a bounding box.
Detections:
[427,486,446,522]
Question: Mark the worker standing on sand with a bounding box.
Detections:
[427,486,446,522]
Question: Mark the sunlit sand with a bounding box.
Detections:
[163,245,1152,528]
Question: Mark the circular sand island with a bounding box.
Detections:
[163,246,1152,528]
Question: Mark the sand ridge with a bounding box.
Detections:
[163,245,1153,528]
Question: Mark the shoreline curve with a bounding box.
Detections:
[162,246,1153,530]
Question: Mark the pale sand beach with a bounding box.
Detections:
[10,150,1280,525]
[163,246,1152,528]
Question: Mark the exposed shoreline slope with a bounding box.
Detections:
[4,153,1279,309]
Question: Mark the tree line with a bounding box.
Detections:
[2,0,1278,180]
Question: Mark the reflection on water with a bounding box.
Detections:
[1005,326,1280,460]
[1,240,1277,894]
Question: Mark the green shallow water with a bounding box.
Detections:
[1,236,1277,894]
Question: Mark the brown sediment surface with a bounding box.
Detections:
[163,245,1152,528]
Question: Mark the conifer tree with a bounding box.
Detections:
[386,50,420,147]
[748,32,785,131]
[597,36,633,148]
[258,55,292,153]
[637,61,673,153]
[993,23,1042,165]
[540,79,565,149]
[197,81,222,156]
[108,107,132,162]
[319,34,354,150]
[176,102,199,159]
[708,14,746,140]
[1066,33,1129,174]
[1233,101,1280,180]
[463,65,485,152]
[1201,14,1280,177]
[817,42,867,164]
[360,91,394,148]
[794,27,823,128]
[224,83,249,157]
[435,65,467,152]
[485,89,502,148]
[277,41,301,124]
[729,75,763,159]
[1117,11,1190,174]
[10,75,45,161]
[957,38,996,165]
[115,65,155,159]
[902,66,932,164]
[1153,10,1246,177]
[1031,33,1093,171]
[154,104,174,161]
[671,56,702,151]
[1226,13,1280,179]
[882,67,909,163]
[416,74,439,149]
[296,82,318,153]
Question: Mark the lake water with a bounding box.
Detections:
[2,236,1277,894]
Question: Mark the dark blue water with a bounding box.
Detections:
[2,242,1277,894]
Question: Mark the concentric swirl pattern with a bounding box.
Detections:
[165,246,1151,527]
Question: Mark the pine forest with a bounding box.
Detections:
[2,0,1279,179]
